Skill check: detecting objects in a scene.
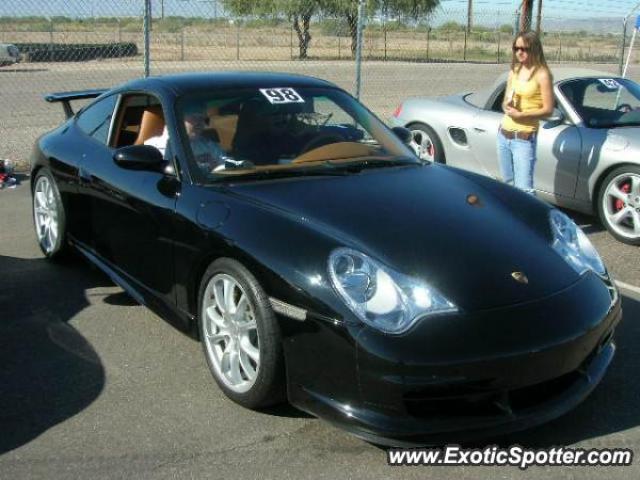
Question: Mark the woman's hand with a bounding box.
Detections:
[505,106,523,120]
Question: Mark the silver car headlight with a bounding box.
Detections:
[328,247,457,334]
[549,210,606,276]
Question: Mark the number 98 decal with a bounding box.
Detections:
[259,88,305,104]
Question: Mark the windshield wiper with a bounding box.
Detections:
[211,165,353,182]
[326,156,422,171]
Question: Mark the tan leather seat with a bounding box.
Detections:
[134,106,165,145]
[207,106,238,151]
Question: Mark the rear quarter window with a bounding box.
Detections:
[76,95,118,145]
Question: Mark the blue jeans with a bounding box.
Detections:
[497,130,537,195]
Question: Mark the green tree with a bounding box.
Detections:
[320,0,440,57]
[222,0,317,59]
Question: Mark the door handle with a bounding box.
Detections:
[473,126,486,133]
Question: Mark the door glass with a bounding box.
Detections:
[76,95,118,145]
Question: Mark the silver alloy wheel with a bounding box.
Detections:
[201,273,260,393]
[33,175,59,254]
[409,129,435,161]
[602,172,640,240]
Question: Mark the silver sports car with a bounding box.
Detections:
[391,68,640,245]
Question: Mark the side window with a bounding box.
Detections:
[76,95,118,145]
[490,89,505,112]
[314,96,353,125]
[112,94,166,152]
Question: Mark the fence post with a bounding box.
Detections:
[236,21,240,61]
[143,0,151,77]
[354,0,365,99]
[49,19,54,62]
[497,30,501,63]
[619,17,628,75]
[384,21,387,61]
[181,28,185,61]
[558,35,562,62]
[338,33,341,60]
[290,24,294,60]
[426,27,430,62]
[463,28,467,61]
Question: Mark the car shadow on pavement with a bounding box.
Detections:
[487,292,640,448]
[0,254,108,455]
[258,403,314,419]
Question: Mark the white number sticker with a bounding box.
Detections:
[259,88,305,104]
[598,78,621,90]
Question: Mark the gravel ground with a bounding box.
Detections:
[1,59,638,169]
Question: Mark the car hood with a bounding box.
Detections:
[225,164,580,312]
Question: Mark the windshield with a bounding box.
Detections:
[175,86,416,182]
[559,77,640,128]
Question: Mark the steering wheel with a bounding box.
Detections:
[616,103,633,113]
[299,133,345,155]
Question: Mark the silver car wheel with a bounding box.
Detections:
[33,175,59,254]
[602,172,640,240]
[201,273,260,394]
[409,129,435,162]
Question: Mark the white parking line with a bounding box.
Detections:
[614,280,640,296]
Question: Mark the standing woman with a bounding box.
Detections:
[499,31,554,194]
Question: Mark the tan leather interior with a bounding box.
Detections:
[292,142,378,163]
[207,106,238,151]
[134,106,165,145]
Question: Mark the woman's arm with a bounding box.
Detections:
[505,68,555,120]
[502,71,513,113]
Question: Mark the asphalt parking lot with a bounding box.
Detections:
[1,174,639,479]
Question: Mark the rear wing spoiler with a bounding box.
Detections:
[44,89,108,119]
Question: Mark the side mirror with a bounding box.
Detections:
[391,126,412,145]
[114,145,165,171]
[546,108,565,124]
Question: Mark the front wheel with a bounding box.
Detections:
[597,166,640,245]
[32,169,68,259]
[407,122,445,163]
[198,258,285,409]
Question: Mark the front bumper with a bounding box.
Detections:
[288,273,621,446]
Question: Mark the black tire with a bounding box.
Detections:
[197,257,285,409]
[32,168,69,259]
[407,122,446,164]
[597,165,640,246]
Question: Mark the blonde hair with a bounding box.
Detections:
[511,31,549,74]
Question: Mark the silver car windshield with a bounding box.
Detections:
[560,77,640,128]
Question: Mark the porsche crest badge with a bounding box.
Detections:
[511,272,529,284]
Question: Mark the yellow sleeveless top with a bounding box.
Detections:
[502,68,543,133]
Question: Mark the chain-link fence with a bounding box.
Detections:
[2,0,640,169]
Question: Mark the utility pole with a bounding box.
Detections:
[519,0,533,32]
[161,0,165,20]
[467,0,473,35]
[536,0,543,34]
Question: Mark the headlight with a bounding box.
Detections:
[328,248,457,334]
[549,210,606,276]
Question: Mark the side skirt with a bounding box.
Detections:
[71,239,197,338]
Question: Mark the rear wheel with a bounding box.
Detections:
[597,165,640,245]
[407,122,445,163]
[198,258,285,409]
[32,169,68,259]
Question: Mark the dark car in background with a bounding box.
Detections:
[0,43,20,66]
[31,72,621,445]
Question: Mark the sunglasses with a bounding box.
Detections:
[513,46,530,53]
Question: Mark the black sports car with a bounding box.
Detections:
[31,72,621,446]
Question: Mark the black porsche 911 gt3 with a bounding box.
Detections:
[31,72,621,446]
